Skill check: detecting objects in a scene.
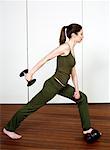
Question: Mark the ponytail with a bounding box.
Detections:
[59,23,82,45]
[59,26,67,45]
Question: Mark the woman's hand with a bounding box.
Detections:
[73,91,80,99]
[71,67,80,100]
[25,73,33,81]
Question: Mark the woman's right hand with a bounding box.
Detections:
[25,73,33,81]
[73,91,80,100]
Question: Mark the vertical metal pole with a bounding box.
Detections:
[26,0,29,102]
[82,0,84,92]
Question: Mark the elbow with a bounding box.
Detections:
[44,55,52,62]
[71,74,77,81]
[43,57,50,64]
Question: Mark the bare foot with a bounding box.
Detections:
[3,128,22,139]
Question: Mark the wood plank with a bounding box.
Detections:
[0,104,110,149]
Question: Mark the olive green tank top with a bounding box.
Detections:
[53,51,76,86]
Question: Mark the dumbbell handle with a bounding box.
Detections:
[19,69,28,77]
[24,72,28,78]
[19,69,36,86]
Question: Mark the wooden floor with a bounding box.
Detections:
[0,104,110,150]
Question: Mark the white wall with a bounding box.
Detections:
[83,0,110,103]
[27,0,83,103]
[109,0,110,101]
[0,0,27,103]
[0,0,110,104]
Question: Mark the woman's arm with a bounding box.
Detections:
[26,44,68,81]
[71,66,80,99]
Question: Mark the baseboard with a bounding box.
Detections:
[46,103,110,105]
[0,103,110,105]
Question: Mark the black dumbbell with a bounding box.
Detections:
[84,129,101,143]
[19,69,36,86]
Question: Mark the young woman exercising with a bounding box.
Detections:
[3,23,101,143]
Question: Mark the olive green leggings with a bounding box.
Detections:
[5,76,91,132]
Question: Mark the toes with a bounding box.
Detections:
[16,135,22,139]
[3,128,22,139]
[11,133,22,139]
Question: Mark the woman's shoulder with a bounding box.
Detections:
[58,43,70,56]
[59,42,69,49]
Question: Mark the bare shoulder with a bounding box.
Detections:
[43,43,70,61]
[58,43,70,56]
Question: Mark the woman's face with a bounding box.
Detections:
[75,29,84,43]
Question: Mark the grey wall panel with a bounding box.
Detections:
[27,0,83,103]
[0,1,27,103]
[83,0,110,103]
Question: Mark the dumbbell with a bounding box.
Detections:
[19,69,36,86]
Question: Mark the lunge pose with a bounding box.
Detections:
[3,23,101,143]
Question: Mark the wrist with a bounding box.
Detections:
[28,71,34,76]
[75,88,79,92]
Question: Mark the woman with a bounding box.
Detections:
[3,23,101,143]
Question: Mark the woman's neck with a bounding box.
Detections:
[67,38,76,51]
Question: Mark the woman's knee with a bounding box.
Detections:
[76,92,88,104]
[81,92,87,100]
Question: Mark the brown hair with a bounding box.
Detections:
[59,23,82,45]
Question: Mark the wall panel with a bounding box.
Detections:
[83,0,110,103]
[0,1,27,103]
[27,0,83,103]
[0,0,109,104]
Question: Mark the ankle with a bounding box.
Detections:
[83,128,101,143]
[83,128,93,134]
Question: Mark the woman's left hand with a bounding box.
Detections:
[73,91,80,99]
[25,73,33,82]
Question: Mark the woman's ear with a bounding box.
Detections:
[71,33,77,38]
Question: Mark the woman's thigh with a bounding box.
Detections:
[58,84,87,103]
[58,84,75,100]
